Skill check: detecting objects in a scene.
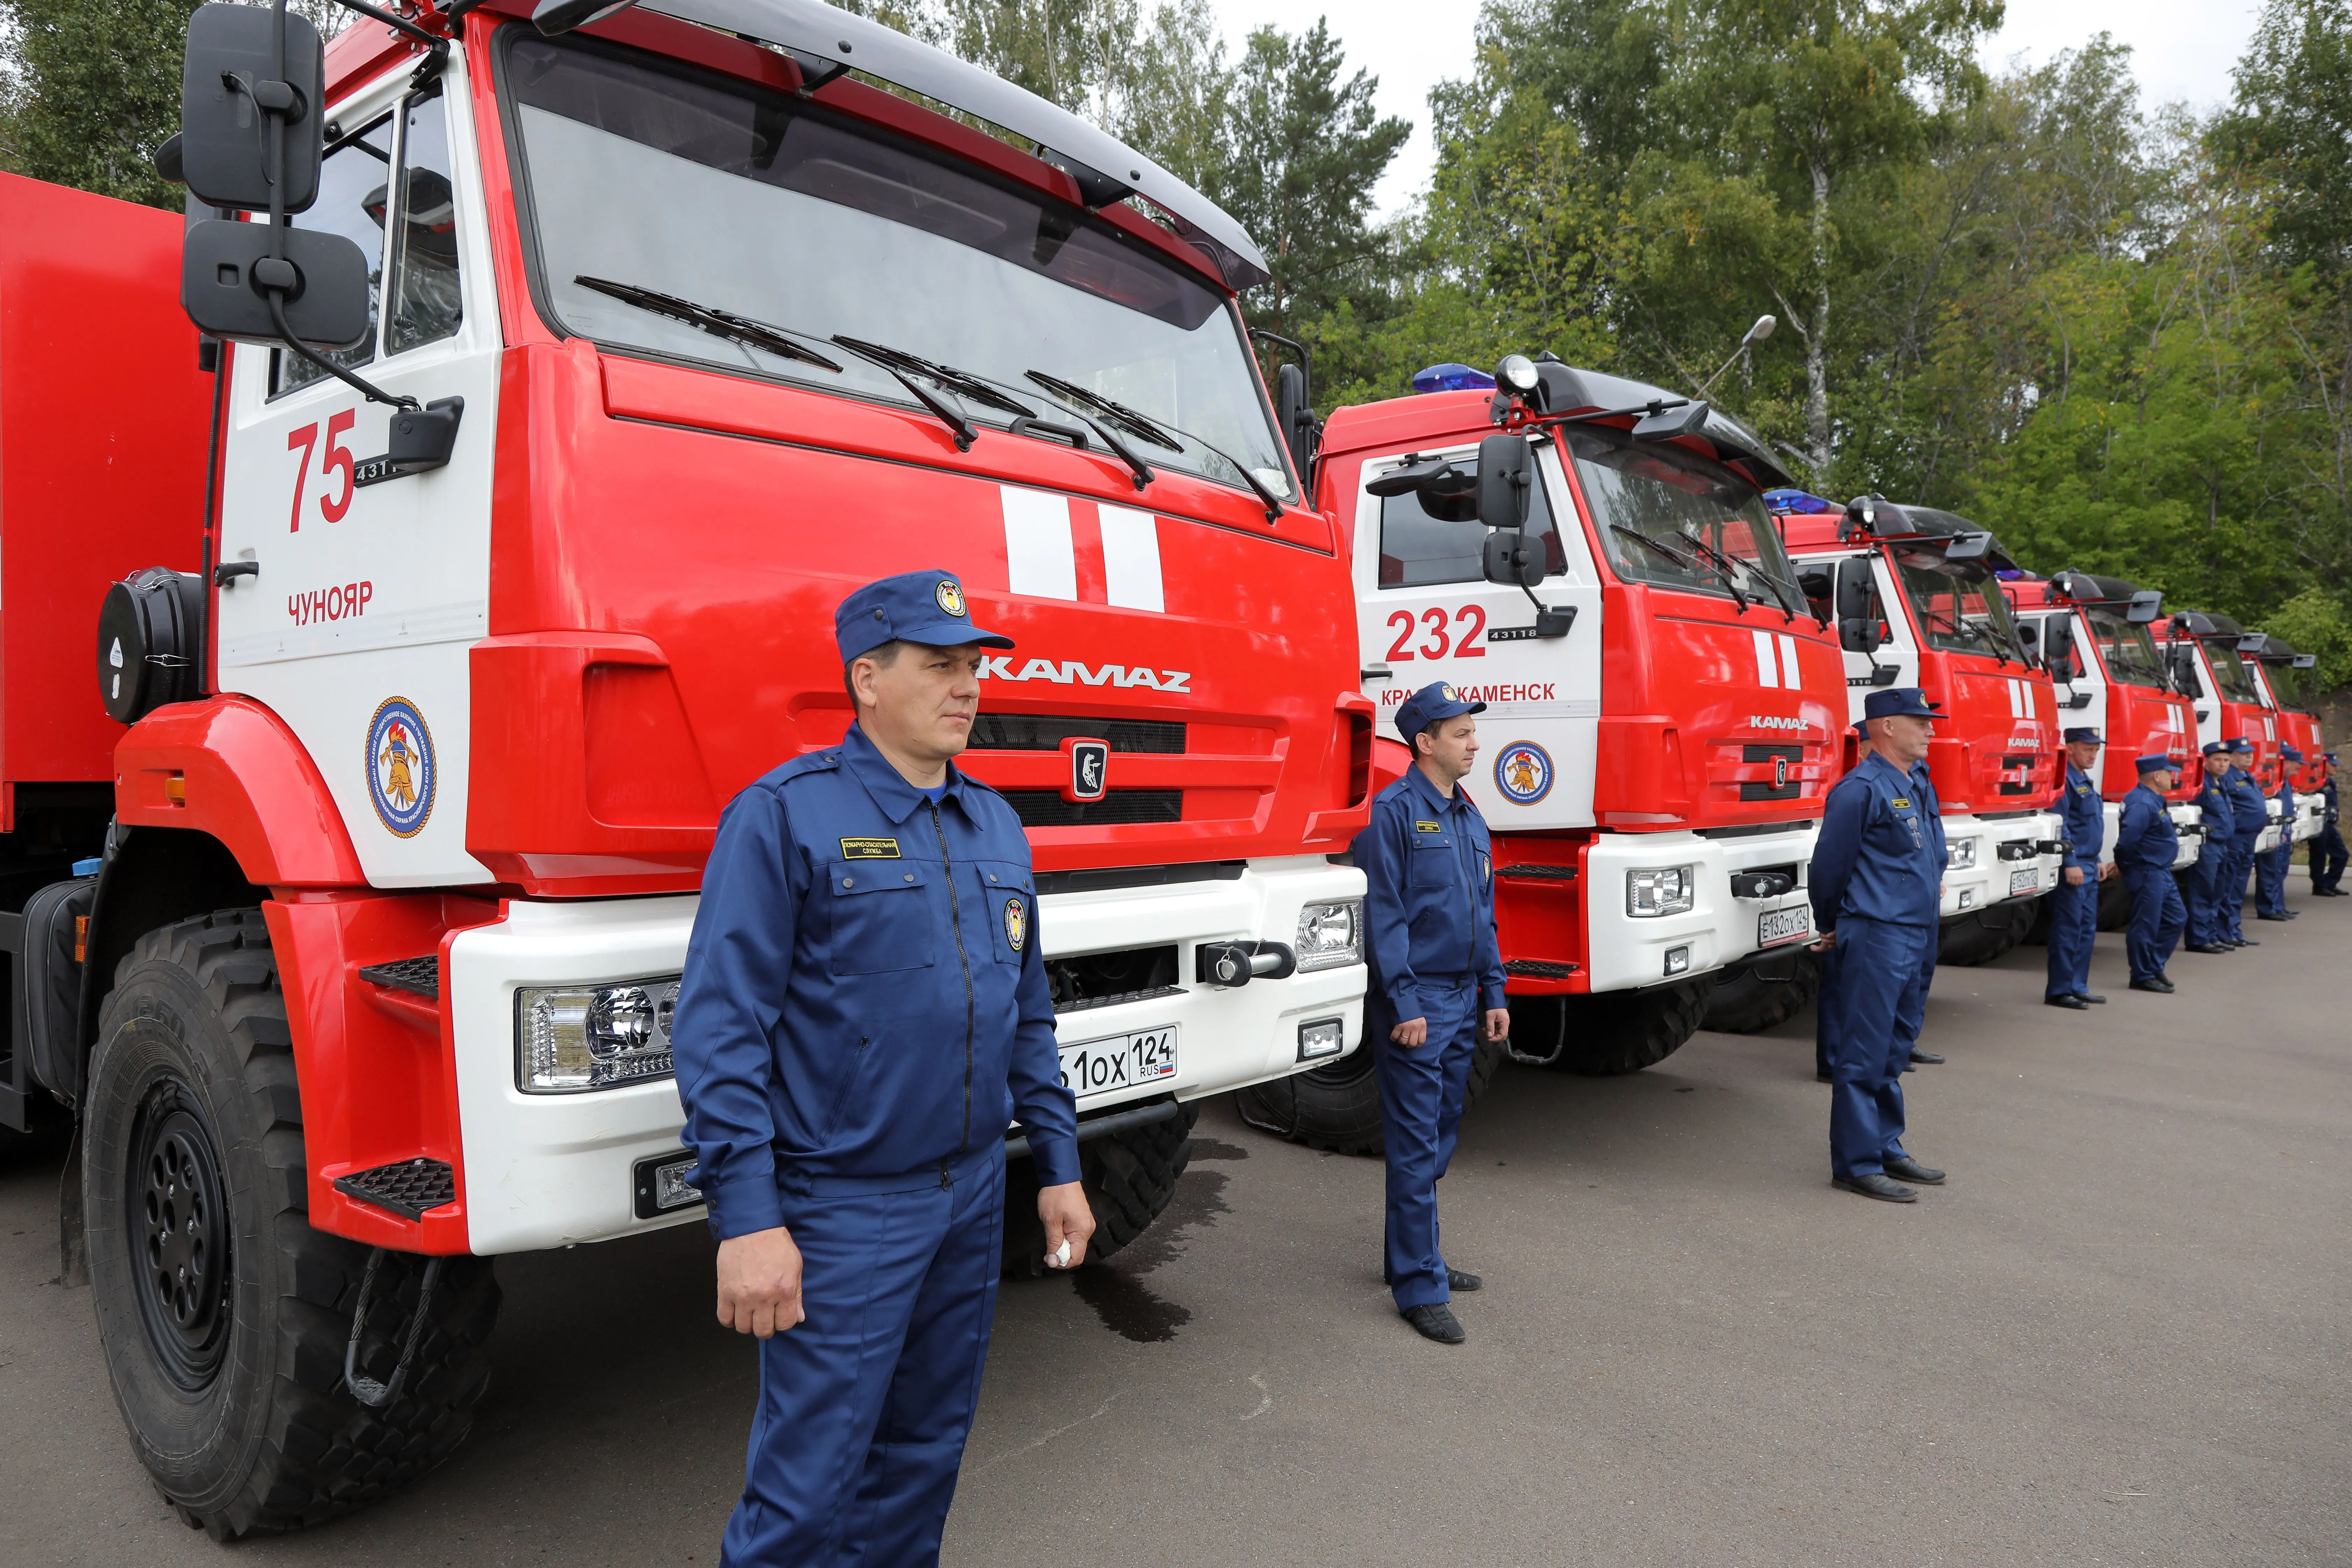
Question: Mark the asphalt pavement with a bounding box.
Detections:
[4,885,2346,1567]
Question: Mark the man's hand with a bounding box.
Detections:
[2099,861,2118,881]
[1483,1008,1511,1043]
[1390,1016,1428,1047]
[1038,1181,1094,1270]
[2065,865,2086,886]
[716,1226,804,1338]
[1812,926,1835,953]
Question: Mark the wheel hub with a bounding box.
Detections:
[130,1085,232,1388]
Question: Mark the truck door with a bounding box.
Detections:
[1351,438,1604,829]
[213,64,501,887]
[2045,610,2104,733]
[1847,553,1919,715]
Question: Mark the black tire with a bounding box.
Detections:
[84,909,499,1540]
[1002,1100,1201,1278]
[2095,874,2132,931]
[1539,980,1709,1076]
[1938,898,2036,966]
[1234,1030,1507,1157]
[1700,950,1820,1034]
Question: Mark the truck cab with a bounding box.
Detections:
[2160,610,2287,851]
[2242,634,2327,846]
[1778,493,2066,965]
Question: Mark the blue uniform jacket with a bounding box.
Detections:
[2060,762,2104,870]
[2194,772,2234,859]
[672,723,1080,1241]
[2275,777,2296,830]
[2113,784,2180,870]
[1810,751,1947,929]
[2225,769,2268,846]
[2324,778,2340,825]
[1355,765,1507,1021]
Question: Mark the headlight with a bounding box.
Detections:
[1947,837,1979,870]
[517,977,680,1093]
[1294,899,1363,971]
[1626,866,1695,918]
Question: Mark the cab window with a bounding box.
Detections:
[385,85,464,355]
[1377,464,1563,588]
[273,115,392,393]
[2087,608,2167,690]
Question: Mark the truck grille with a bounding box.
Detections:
[1741,744,1804,763]
[969,714,1185,753]
[1739,781,1803,802]
[1001,790,1182,827]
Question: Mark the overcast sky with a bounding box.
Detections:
[1202,0,2269,218]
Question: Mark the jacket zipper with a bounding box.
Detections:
[930,802,975,1172]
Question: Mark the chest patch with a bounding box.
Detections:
[1415,821,1442,833]
[839,837,901,859]
[1890,797,1911,809]
[1002,896,1027,952]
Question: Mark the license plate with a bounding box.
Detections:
[1757,905,1812,949]
[2009,867,2040,895]
[1059,1026,1178,1100]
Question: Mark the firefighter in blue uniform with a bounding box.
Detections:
[2045,727,2114,1009]
[1809,687,1949,1203]
[2114,754,2187,992]
[2181,742,2238,954]
[1356,682,1510,1345]
[2220,738,2268,945]
[671,570,1092,1568]
[2255,744,2301,920]
[2312,752,2346,896]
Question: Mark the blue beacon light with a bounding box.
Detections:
[1410,363,1496,393]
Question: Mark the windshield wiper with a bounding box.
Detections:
[832,337,1036,422]
[1675,529,1750,613]
[1023,371,1184,451]
[1693,533,1804,624]
[1611,524,1702,572]
[825,336,986,451]
[574,276,842,373]
[1915,604,2010,664]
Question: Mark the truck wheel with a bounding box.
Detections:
[1001,1101,1201,1278]
[83,910,499,1539]
[1938,900,2034,966]
[2095,875,2131,931]
[1234,1031,1506,1157]
[1541,980,1709,1076]
[1700,951,1819,1034]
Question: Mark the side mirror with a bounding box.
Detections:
[1944,531,1992,561]
[1840,617,1884,654]
[1274,361,1317,486]
[1631,400,1711,442]
[2127,590,2162,623]
[2293,653,2317,669]
[2044,615,2075,672]
[182,218,371,349]
[179,4,327,214]
[1483,531,1544,589]
[1834,555,1874,626]
[1476,434,1532,531]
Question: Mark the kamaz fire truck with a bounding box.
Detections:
[1777,493,2066,967]
[2242,635,2327,847]
[2160,610,2288,853]
[0,0,1373,1536]
[2006,570,2203,925]
[1237,357,1843,1150]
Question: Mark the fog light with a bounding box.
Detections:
[1294,899,1363,972]
[1957,888,1978,910]
[1947,837,1979,870]
[517,976,681,1092]
[1664,945,1692,977]
[632,1150,703,1219]
[1296,1017,1346,1062]
[1627,865,1696,918]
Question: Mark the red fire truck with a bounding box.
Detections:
[1237,357,1843,1149]
[2160,610,2287,852]
[2241,635,2328,845]
[2005,570,2204,924]
[3,0,1373,1535]
[1777,493,2066,967]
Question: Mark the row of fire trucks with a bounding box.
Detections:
[0,0,2328,1538]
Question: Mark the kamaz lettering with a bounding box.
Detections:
[975,656,1192,694]
[1749,714,1805,730]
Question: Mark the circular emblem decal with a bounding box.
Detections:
[1441,684,1460,701]
[365,698,435,838]
[1003,896,1027,953]
[935,579,966,617]
[1493,741,1554,805]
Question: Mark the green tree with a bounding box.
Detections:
[2210,0,2352,272]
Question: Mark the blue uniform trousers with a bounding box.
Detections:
[722,1144,1005,1568]
[1373,979,1480,1311]
[2255,837,2292,916]
[2180,852,2228,947]
[2044,875,2098,999]
[2121,865,2185,981]
[1825,917,1934,1179]
[2220,841,2257,939]
[2314,824,2348,892]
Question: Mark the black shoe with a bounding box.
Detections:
[1902,1060,1916,1072]
[1401,1303,1466,1343]
[1909,1049,1945,1064]
[1883,1155,1946,1185]
[2185,944,2232,954]
[1815,1070,1832,1083]
[1446,1268,1482,1293]
[2129,976,2175,993]
[2235,936,2261,946]
[2044,993,2090,1009]
[2257,912,2291,921]
[2076,993,2107,1004]
[1832,1173,1918,1203]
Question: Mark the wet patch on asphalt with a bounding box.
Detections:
[1185,1138,1250,1162]
[1071,1165,1230,1343]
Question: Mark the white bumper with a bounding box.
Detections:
[2294,794,2323,844]
[1583,824,1818,993]
[447,858,1365,1255]
[1938,811,2064,918]
[2169,804,2205,870]
[2259,798,2285,855]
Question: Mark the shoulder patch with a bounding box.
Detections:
[839,837,900,859]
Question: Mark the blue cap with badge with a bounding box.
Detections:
[2281,744,2303,762]
[1860,686,1942,723]
[1393,681,1488,740]
[2202,740,2230,756]
[835,570,1016,663]
[2134,753,2175,773]
[2226,736,2254,755]
[2063,727,2102,744]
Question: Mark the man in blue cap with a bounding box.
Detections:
[1809,687,1949,1202]
[2181,741,2237,954]
[2219,738,2268,945]
[2113,754,2187,992]
[2045,727,2115,1009]
[2255,745,2302,920]
[2312,752,2346,896]
[672,569,1092,1568]
[1357,682,1509,1343]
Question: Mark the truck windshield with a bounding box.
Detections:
[499,31,1291,499]
[2263,661,2308,709]
[2206,644,2263,703]
[1565,424,1797,603]
[1890,548,2021,660]
[2086,607,2168,689]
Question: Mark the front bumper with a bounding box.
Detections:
[1581,823,1819,993]
[2169,804,2205,870]
[2293,796,2323,844]
[1938,810,2064,917]
[447,857,1365,1255]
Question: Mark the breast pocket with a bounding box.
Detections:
[1406,835,1456,887]
[975,861,1036,965]
[825,860,938,977]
